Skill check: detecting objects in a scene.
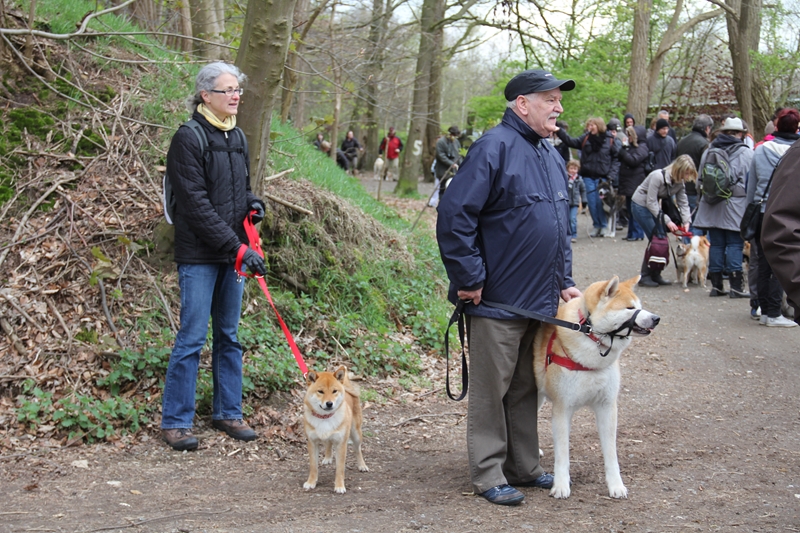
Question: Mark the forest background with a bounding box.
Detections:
[0,0,799,445]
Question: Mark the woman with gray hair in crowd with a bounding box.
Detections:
[161,62,267,451]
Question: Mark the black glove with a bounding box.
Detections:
[250,202,265,224]
[242,247,266,276]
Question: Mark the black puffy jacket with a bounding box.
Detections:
[617,126,650,197]
[165,112,263,264]
[556,128,618,179]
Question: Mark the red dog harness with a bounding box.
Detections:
[545,331,592,372]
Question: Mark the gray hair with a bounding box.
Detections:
[185,62,247,112]
[507,92,541,109]
[692,114,713,133]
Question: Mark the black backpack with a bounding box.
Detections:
[700,145,739,204]
[162,119,248,224]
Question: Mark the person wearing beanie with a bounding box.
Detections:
[694,116,753,299]
[647,110,677,141]
[747,108,800,327]
[623,113,636,128]
[438,68,579,505]
[648,117,677,171]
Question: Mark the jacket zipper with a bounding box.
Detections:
[536,143,565,313]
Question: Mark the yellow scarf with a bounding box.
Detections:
[197,103,236,131]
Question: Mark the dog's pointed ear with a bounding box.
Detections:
[306,371,318,384]
[625,275,641,288]
[334,365,347,383]
[603,276,620,298]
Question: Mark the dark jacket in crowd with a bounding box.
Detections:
[437,108,575,320]
[434,135,461,180]
[340,137,362,159]
[761,137,800,322]
[166,112,262,265]
[648,132,676,171]
[617,126,650,197]
[676,128,709,196]
[607,132,623,186]
[556,129,619,179]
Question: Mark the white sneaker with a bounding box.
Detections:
[759,315,767,325]
[750,307,761,320]
[765,315,798,328]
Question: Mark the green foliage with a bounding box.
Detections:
[96,345,171,395]
[16,380,149,443]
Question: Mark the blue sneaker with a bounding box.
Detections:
[479,484,525,505]
[514,472,555,489]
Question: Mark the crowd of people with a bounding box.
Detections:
[544,107,798,328]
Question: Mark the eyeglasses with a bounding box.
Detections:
[209,88,244,96]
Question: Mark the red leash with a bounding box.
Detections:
[235,211,308,377]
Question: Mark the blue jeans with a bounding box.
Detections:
[630,202,660,241]
[569,206,578,237]
[686,194,703,239]
[161,263,246,429]
[707,228,743,273]
[583,177,606,230]
[625,197,645,240]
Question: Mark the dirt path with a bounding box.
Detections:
[3,186,800,533]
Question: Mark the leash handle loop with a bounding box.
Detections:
[444,300,468,401]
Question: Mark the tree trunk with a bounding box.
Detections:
[626,0,721,125]
[279,0,316,124]
[626,0,651,124]
[725,0,771,139]
[329,2,341,165]
[396,0,438,195]
[235,0,298,195]
[361,0,390,173]
[189,0,225,60]
[422,0,445,184]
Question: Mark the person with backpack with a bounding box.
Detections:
[693,117,753,298]
[556,117,619,237]
[630,155,694,287]
[746,108,800,327]
[160,62,267,451]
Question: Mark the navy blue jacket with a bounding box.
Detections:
[436,109,575,320]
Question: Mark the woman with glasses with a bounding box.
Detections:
[161,62,267,451]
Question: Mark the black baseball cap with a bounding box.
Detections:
[504,70,576,101]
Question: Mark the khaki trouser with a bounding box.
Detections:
[466,315,543,494]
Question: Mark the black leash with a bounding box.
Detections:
[443,299,642,401]
[443,299,590,402]
[444,300,468,401]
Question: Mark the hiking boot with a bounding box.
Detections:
[212,419,257,441]
[638,275,659,287]
[764,315,798,328]
[162,428,198,451]
[708,272,728,297]
[651,273,672,286]
[728,271,750,299]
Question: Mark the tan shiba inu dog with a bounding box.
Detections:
[533,276,660,499]
[675,235,709,288]
[303,366,368,493]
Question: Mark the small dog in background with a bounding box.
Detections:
[373,156,384,180]
[597,179,625,238]
[675,235,709,288]
[303,365,368,494]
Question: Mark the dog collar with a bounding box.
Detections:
[578,309,604,344]
[546,331,592,371]
[311,411,335,419]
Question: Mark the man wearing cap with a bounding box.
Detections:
[437,69,581,506]
[434,125,462,198]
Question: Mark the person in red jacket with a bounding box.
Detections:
[378,126,403,180]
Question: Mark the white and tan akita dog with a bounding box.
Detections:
[533,276,660,499]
